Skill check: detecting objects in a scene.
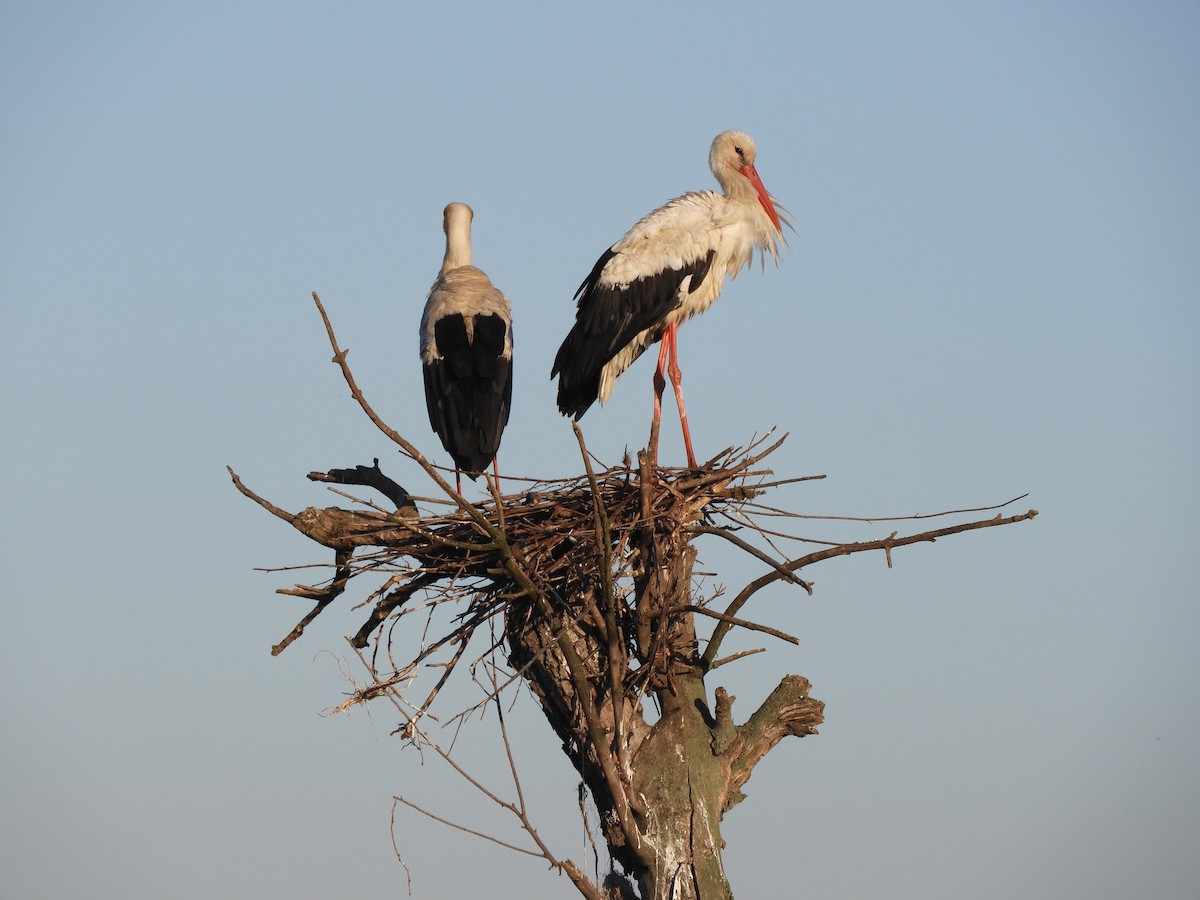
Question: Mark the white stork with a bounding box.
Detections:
[551,130,787,468]
[420,202,514,493]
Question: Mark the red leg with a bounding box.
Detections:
[649,335,670,465]
[455,468,463,496]
[664,323,698,468]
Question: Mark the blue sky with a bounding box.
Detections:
[2,2,1197,897]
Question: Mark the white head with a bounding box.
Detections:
[443,202,474,235]
[708,130,783,233]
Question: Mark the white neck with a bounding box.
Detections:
[440,203,474,273]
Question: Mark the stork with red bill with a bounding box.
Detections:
[551,130,787,467]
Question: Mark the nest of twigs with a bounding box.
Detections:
[229,433,806,662]
[230,416,1039,737]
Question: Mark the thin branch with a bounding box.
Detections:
[759,493,1032,524]
[227,466,293,522]
[670,432,789,492]
[669,605,799,647]
[482,652,602,899]
[710,507,840,547]
[749,474,828,489]
[686,525,813,593]
[272,548,353,656]
[370,643,604,900]
[388,799,414,895]
[350,571,443,649]
[702,507,1040,668]
[407,636,469,729]
[709,647,766,670]
[394,795,545,857]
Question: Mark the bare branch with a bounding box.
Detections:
[388,799,414,895]
[783,493,1033,523]
[308,459,418,516]
[709,647,766,670]
[702,507,1040,668]
[669,605,798,647]
[227,466,293,522]
[271,548,353,656]
[374,643,605,900]
[686,525,813,593]
[393,794,546,858]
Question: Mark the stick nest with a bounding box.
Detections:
[233,437,789,664]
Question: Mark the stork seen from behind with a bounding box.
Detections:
[420,202,513,494]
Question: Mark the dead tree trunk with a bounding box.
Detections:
[502,449,823,899]
[231,440,1037,898]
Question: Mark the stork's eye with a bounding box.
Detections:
[734,146,745,158]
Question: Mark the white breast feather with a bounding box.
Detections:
[592,190,783,405]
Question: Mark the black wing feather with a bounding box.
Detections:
[552,247,715,420]
[423,312,513,478]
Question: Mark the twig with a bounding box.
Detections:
[394,795,545,857]
[709,647,766,669]
[686,525,813,593]
[669,605,799,647]
[272,548,353,655]
[227,466,293,522]
[759,493,1032,524]
[388,799,414,895]
[702,508,1039,668]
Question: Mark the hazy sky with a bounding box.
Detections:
[2,2,1197,898]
